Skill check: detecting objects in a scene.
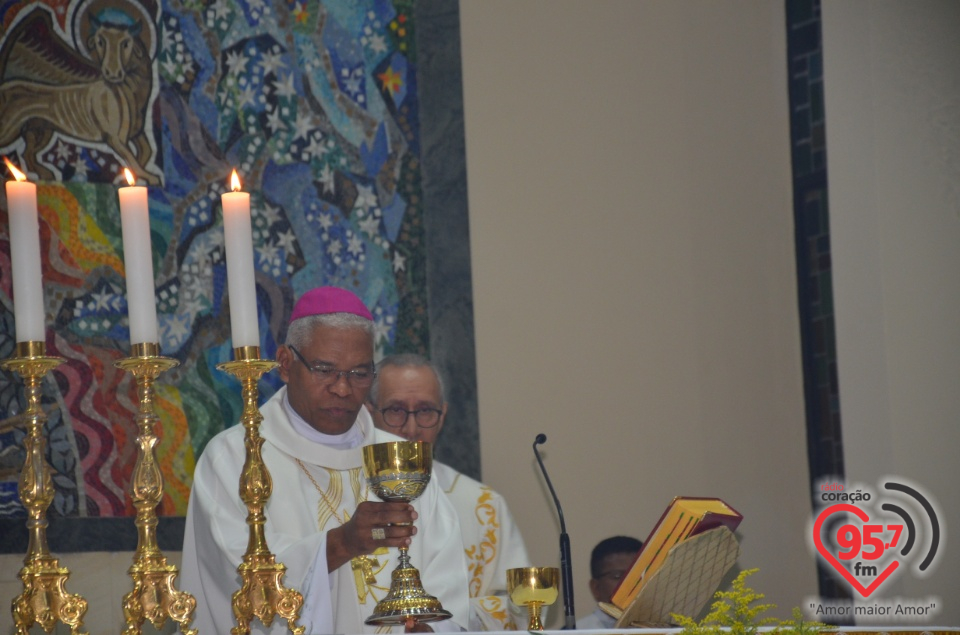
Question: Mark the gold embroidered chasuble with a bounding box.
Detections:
[433,461,532,630]
[180,386,470,634]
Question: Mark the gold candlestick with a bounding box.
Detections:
[217,345,304,635]
[1,341,88,635]
[114,342,197,635]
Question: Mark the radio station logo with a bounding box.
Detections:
[807,476,944,620]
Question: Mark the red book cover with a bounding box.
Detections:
[611,496,742,609]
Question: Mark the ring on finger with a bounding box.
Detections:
[371,527,386,541]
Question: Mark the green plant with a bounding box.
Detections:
[671,569,830,635]
[775,607,831,635]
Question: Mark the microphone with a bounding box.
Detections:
[533,433,576,629]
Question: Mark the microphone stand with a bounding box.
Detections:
[534,434,576,629]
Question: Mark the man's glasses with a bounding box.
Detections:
[379,406,443,429]
[595,570,627,583]
[288,345,376,388]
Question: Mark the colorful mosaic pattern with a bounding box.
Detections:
[0,0,429,519]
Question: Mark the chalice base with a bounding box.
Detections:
[364,554,452,625]
[525,602,546,630]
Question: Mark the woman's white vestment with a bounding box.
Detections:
[180,386,470,634]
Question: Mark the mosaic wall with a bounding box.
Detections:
[0,0,432,521]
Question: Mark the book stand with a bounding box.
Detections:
[601,526,741,627]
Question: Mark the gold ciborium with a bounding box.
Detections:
[507,567,559,630]
[361,441,452,626]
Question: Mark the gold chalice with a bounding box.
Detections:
[361,441,452,626]
[507,567,559,630]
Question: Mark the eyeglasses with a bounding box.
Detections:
[379,406,443,429]
[595,570,626,582]
[288,345,376,387]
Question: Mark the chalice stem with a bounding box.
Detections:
[527,602,545,630]
[363,441,451,625]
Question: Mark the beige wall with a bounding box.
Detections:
[823,0,960,617]
[460,0,817,625]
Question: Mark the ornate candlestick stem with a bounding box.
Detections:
[217,346,304,635]
[114,342,197,635]
[1,341,88,635]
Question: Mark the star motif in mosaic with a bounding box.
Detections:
[327,239,343,258]
[164,312,192,344]
[292,111,315,141]
[73,159,90,180]
[374,317,392,345]
[259,48,286,77]
[266,106,286,133]
[347,234,364,257]
[226,49,248,75]
[275,229,297,253]
[355,184,377,209]
[0,0,431,521]
[304,133,327,159]
[292,2,308,24]
[90,288,114,312]
[378,66,402,95]
[274,73,297,99]
[319,164,335,194]
[238,85,257,108]
[359,215,380,238]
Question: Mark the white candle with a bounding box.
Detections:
[118,169,159,346]
[221,170,259,348]
[5,159,45,343]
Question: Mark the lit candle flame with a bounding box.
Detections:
[230,169,241,192]
[4,157,26,182]
[123,167,136,187]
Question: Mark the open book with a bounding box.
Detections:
[610,496,742,610]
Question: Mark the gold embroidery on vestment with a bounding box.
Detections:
[297,461,390,604]
[341,510,389,603]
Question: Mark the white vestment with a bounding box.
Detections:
[433,461,531,630]
[577,606,617,630]
[181,387,470,634]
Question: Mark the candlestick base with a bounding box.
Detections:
[218,347,305,635]
[3,341,89,635]
[115,344,197,635]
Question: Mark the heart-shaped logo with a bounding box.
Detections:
[813,503,900,597]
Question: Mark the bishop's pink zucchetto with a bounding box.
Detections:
[289,286,373,323]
